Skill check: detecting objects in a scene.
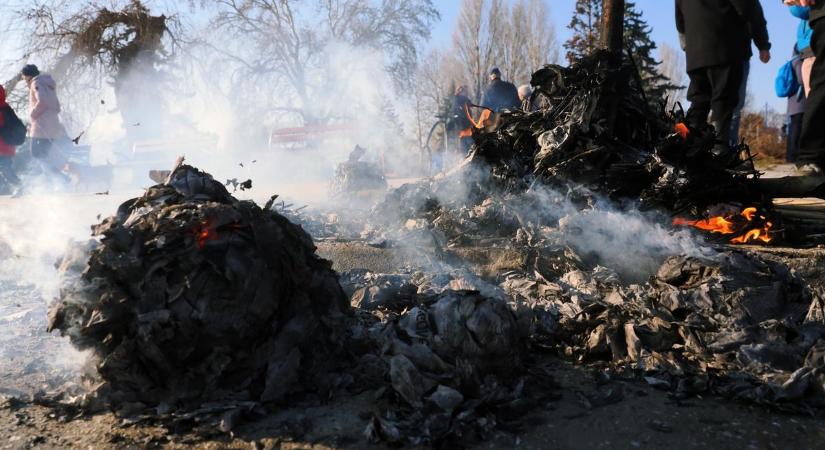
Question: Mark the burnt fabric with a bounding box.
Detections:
[50,165,349,409]
[685,62,746,143]
[675,0,770,72]
[481,78,521,112]
[799,17,825,166]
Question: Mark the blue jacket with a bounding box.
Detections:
[790,6,813,53]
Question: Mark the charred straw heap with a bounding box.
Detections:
[49,165,349,408]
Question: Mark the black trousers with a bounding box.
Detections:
[685,61,746,144]
[799,18,825,165]
[788,113,804,163]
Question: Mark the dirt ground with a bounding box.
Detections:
[2,358,824,450]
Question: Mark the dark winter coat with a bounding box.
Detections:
[450,94,473,131]
[675,0,771,71]
[481,78,521,112]
[811,2,825,24]
[0,87,16,157]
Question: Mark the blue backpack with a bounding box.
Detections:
[776,58,801,98]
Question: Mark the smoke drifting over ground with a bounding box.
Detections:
[0,192,128,395]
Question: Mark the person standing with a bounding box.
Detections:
[675,0,771,154]
[790,5,816,96]
[21,64,67,175]
[786,46,807,163]
[785,0,825,175]
[730,0,770,146]
[449,85,474,155]
[481,68,521,113]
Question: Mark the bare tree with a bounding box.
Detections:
[2,0,180,139]
[206,0,439,126]
[451,0,558,102]
[452,0,487,104]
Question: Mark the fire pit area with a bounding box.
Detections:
[26,52,825,448]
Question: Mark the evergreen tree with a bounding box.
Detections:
[564,0,602,64]
[623,2,682,103]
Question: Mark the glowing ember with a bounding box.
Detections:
[674,122,690,140]
[673,207,774,245]
[194,220,216,249]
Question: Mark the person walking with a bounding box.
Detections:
[785,0,825,175]
[675,0,771,154]
[481,68,521,113]
[21,64,67,176]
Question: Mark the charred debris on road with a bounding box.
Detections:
[34,52,825,447]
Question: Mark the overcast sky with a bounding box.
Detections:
[429,0,799,113]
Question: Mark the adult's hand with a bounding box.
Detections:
[784,0,815,6]
[759,49,771,63]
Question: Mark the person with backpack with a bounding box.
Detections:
[21,64,67,176]
[777,45,807,162]
[790,5,816,95]
[784,0,825,175]
[0,85,26,191]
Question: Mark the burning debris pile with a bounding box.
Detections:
[48,164,349,410]
[470,50,762,215]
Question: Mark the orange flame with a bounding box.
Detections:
[672,216,735,234]
[674,122,689,140]
[673,207,773,245]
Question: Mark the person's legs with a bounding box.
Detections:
[799,19,825,168]
[730,59,750,146]
[803,56,816,97]
[707,61,746,150]
[30,138,52,159]
[0,156,20,188]
[685,68,712,127]
[788,113,804,163]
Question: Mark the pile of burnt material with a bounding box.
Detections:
[466,50,761,215]
[500,251,825,410]
[340,270,554,446]
[329,145,387,197]
[49,164,349,410]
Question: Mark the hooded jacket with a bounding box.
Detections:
[28,74,66,140]
[0,87,16,157]
[676,0,771,72]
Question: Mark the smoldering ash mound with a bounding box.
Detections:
[49,164,349,409]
